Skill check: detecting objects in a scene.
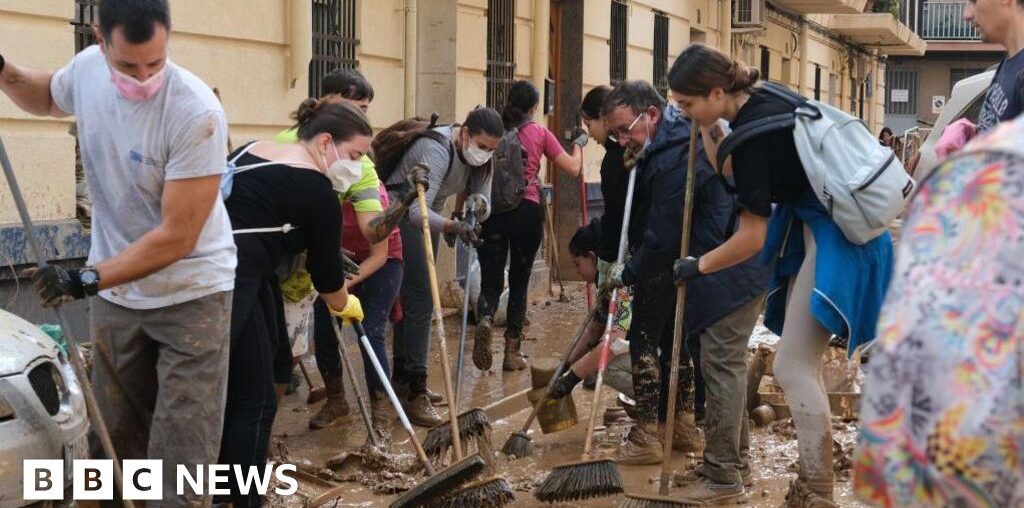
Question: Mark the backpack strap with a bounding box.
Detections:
[383,129,455,193]
[716,82,815,165]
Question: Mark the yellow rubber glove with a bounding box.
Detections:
[328,294,364,324]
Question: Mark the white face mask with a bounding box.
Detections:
[463,137,494,167]
[322,142,362,193]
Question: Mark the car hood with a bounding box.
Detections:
[0,309,59,376]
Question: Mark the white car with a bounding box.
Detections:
[0,309,89,506]
[911,68,995,178]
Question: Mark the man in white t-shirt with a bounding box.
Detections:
[0,1,236,505]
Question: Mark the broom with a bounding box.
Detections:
[619,124,701,508]
[341,321,484,508]
[501,305,599,458]
[533,161,638,503]
[329,317,381,448]
[0,138,135,508]
[424,208,492,464]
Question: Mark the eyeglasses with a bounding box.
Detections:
[608,113,644,143]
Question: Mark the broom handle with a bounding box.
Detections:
[352,321,437,476]
[0,138,135,508]
[544,193,566,298]
[518,305,599,433]
[658,126,700,495]
[416,181,464,459]
[581,165,637,458]
[454,210,478,410]
[330,317,380,448]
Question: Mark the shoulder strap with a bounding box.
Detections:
[421,129,456,172]
[229,141,259,165]
[717,113,796,165]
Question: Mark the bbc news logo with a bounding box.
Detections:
[23,460,298,500]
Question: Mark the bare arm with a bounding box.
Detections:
[0,61,67,117]
[697,209,767,275]
[552,144,583,179]
[93,175,221,289]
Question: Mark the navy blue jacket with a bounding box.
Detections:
[623,106,770,335]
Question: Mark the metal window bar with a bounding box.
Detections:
[486,0,516,109]
[610,0,628,85]
[919,1,980,40]
[653,12,669,98]
[736,0,753,24]
[760,46,771,82]
[309,0,360,98]
[72,0,99,53]
[814,65,822,101]
[885,67,919,115]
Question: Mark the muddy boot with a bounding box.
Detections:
[672,472,747,506]
[616,422,663,465]
[502,332,529,371]
[667,411,704,453]
[473,316,494,371]
[403,374,443,427]
[424,386,443,404]
[370,390,393,444]
[309,376,352,429]
[779,479,837,508]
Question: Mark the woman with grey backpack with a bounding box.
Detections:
[666,44,898,507]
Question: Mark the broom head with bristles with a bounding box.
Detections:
[388,453,486,508]
[442,477,515,508]
[619,492,700,508]
[423,408,491,459]
[500,430,532,459]
[534,458,623,503]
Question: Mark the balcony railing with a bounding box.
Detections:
[904,1,981,41]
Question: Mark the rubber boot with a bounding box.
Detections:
[370,390,393,444]
[616,422,664,465]
[403,374,443,427]
[473,316,494,371]
[502,332,529,371]
[309,376,352,429]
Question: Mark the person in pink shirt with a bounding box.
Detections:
[472,80,586,371]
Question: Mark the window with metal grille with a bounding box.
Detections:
[653,11,669,98]
[610,0,628,85]
[760,46,771,82]
[814,65,822,101]
[885,67,918,115]
[487,0,516,109]
[72,0,99,53]
[309,0,360,98]
[949,68,979,93]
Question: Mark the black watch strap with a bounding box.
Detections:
[78,267,100,296]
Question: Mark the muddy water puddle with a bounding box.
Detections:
[268,283,867,507]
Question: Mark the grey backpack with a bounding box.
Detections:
[489,124,529,216]
[719,83,915,244]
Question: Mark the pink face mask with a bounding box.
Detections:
[109,64,166,102]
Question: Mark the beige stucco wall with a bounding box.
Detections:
[894,57,994,125]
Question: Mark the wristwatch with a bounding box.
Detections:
[78,267,100,296]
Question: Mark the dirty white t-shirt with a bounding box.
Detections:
[50,46,237,310]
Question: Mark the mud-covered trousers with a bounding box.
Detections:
[89,291,232,508]
[626,275,694,424]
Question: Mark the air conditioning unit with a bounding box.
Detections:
[733,0,766,27]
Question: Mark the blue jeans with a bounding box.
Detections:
[314,258,403,392]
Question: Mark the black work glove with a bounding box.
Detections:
[451,219,482,247]
[401,163,431,206]
[341,248,361,279]
[444,211,464,248]
[549,371,583,399]
[23,265,86,307]
[672,256,703,286]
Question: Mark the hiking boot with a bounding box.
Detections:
[502,333,529,371]
[616,422,663,465]
[404,374,444,427]
[473,316,494,371]
[673,475,747,505]
[309,377,352,429]
[779,479,837,508]
[424,386,444,404]
[661,411,704,453]
[676,467,753,489]
[370,390,393,443]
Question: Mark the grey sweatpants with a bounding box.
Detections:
[90,291,232,507]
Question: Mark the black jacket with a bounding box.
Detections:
[623,106,770,335]
[598,139,628,263]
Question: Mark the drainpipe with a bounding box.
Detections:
[287,0,312,89]
[720,0,732,56]
[532,0,551,117]
[798,19,809,95]
[405,0,418,117]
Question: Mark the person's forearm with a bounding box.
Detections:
[345,250,386,287]
[367,200,409,244]
[93,225,200,289]
[696,219,765,275]
[0,62,59,116]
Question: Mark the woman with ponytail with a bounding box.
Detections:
[667,44,893,507]
[472,80,586,371]
[217,99,372,507]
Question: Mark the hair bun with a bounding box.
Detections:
[291,98,323,125]
[728,62,760,92]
